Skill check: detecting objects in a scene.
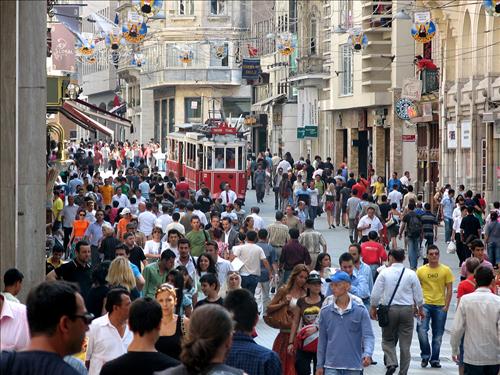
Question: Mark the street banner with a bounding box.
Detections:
[402,78,422,101]
[461,120,472,149]
[242,58,261,80]
[51,23,76,72]
[447,122,457,149]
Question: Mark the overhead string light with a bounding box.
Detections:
[134,0,163,18]
[484,0,500,16]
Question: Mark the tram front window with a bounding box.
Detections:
[214,148,225,169]
[206,146,213,169]
[237,146,243,170]
[226,147,235,169]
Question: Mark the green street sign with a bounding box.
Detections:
[305,125,318,138]
[297,127,305,139]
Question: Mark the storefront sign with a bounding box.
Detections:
[395,98,417,120]
[461,120,472,149]
[402,134,416,142]
[304,125,318,138]
[402,78,422,101]
[447,122,457,149]
[242,59,261,80]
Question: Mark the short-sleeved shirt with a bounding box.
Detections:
[256,241,276,282]
[100,352,179,375]
[0,351,79,375]
[186,230,209,257]
[460,215,481,240]
[416,264,454,306]
[233,243,267,276]
[194,297,224,309]
[52,197,64,221]
[360,240,387,265]
[54,260,92,302]
[347,197,361,219]
[420,210,437,238]
[456,276,477,299]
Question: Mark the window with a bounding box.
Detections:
[178,0,194,15]
[214,148,225,168]
[226,148,235,169]
[161,99,168,148]
[223,98,250,118]
[237,146,243,170]
[340,44,353,96]
[154,101,160,142]
[166,44,201,67]
[206,146,213,169]
[185,97,202,123]
[339,0,353,29]
[310,18,317,55]
[210,0,225,15]
[210,42,229,67]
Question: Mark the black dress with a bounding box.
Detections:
[155,315,184,360]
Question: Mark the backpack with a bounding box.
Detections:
[407,213,422,238]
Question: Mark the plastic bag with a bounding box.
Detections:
[447,241,456,254]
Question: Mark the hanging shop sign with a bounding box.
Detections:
[411,11,436,43]
[304,125,318,138]
[447,122,457,149]
[395,98,418,120]
[241,58,261,80]
[461,120,472,149]
[402,78,422,101]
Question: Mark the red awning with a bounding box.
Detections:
[63,101,114,138]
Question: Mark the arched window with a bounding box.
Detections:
[461,11,472,78]
[310,17,317,55]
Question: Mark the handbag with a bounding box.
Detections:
[263,291,293,330]
[386,217,395,228]
[376,268,405,328]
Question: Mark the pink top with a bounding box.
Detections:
[0,296,30,350]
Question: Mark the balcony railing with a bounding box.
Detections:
[421,68,439,94]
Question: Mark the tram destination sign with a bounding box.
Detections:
[210,124,237,135]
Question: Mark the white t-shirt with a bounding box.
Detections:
[248,214,265,231]
[388,190,403,210]
[138,211,157,236]
[233,243,266,276]
[357,215,383,236]
[156,214,173,233]
[144,240,162,256]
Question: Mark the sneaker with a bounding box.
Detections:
[430,362,441,368]
[421,359,429,368]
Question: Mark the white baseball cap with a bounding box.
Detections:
[121,208,131,215]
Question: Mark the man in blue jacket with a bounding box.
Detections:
[317,271,375,375]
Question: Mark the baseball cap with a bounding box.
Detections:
[306,271,322,284]
[121,208,131,215]
[326,271,351,284]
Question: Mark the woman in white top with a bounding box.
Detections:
[292,174,304,205]
[144,227,163,263]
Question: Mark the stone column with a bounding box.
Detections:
[348,127,359,176]
[371,125,385,178]
[0,0,46,301]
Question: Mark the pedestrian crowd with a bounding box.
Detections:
[1,142,500,375]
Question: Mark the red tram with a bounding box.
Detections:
[166,123,247,200]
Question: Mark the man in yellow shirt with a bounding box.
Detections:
[99,177,114,207]
[416,244,454,369]
[52,190,64,231]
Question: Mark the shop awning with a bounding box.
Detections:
[69,99,132,128]
[63,101,114,138]
[251,93,286,112]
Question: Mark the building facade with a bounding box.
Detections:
[432,1,500,201]
[118,0,252,150]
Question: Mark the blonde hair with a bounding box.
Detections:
[106,256,136,291]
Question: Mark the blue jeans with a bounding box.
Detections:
[324,369,361,375]
[309,206,317,223]
[487,241,499,266]
[444,217,453,243]
[407,236,420,270]
[417,304,447,363]
[241,275,259,295]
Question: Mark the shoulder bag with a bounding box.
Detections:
[376,268,405,328]
[263,289,293,330]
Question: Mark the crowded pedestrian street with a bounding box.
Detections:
[1,1,500,375]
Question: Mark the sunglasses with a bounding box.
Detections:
[71,312,94,325]
[79,213,86,217]
[156,283,176,294]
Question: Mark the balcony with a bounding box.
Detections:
[140,67,243,88]
[421,68,439,94]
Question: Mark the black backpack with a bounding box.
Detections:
[407,213,422,238]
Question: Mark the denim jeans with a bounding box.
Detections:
[487,241,499,267]
[444,217,453,243]
[417,304,447,363]
[324,369,361,375]
[241,275,259,295]
[407,236,420,270]
[309,206,317,223]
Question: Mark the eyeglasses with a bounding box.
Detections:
[79,213,86,217]
[71,312,94,325]
[428,252,439,256]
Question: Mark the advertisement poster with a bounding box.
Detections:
[447,122,457,149]
[461,120,471,149]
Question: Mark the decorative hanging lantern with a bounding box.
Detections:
[177,45,193,64]
[213,42,228,59]
[76,32,96,57]
[411,11,436,43]
[131,53,146,67]
[277,32,296,56]
[134,0,163,18]
[122,11,148,44]
[484,0,500,16]
[91,12,125,51]
[348,28,368,51]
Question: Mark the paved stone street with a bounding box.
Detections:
[247,189,460,375]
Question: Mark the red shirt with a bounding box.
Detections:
[352,183,366,198]
[457,275,495,298]
[361,240,387,265]
[176,181,190,194]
